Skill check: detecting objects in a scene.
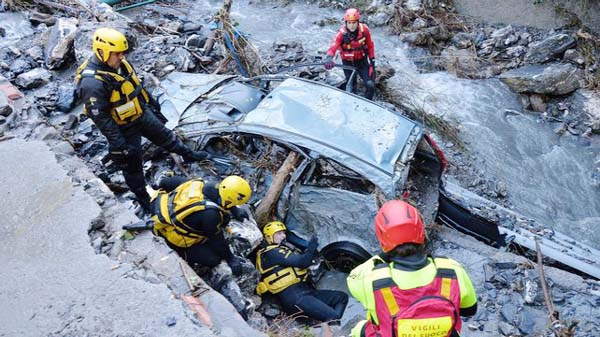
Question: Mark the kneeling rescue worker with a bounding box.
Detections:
[256,221,348,322]
[347,200,477,337]
[76,28,211,213]
[325,8,376,99]
[150,174,252,276]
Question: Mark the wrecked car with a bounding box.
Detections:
[156,72,446,271]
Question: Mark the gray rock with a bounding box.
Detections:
[25,45,44,61]
[517,306,546,335]
[400,31,428,45]
[56,82,76,112]
[185,34,205,48]
[0,92,12,117]
[504,45,527,59]
[500,301,519,323]
[181,22,202,32]
[524,33,576,64]
[529,94,546,112]
[499,63,584,95]
[370,11,392,27]
[491,25,514,40]
[15,67,51,89]
[45,17,78,70]
[425,25,449,41]
[564,49,585,65]
[498,321,520,336]
[8,58,33,75]
[405,0,422,11]
[451,32,473,49]
[569,89,600,133]
[412,18,428,30]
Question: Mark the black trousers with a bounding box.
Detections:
[278,283,349,322]
[119,110,180,198]
[341,58,375,99]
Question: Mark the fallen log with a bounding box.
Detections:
[254,151,300,227]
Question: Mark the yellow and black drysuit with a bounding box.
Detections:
[255,240,348,322]
[150,176,246,272]
[75,55,209,211]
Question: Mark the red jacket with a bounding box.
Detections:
[326,23,375,62]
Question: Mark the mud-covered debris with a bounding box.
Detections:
[45,17,78,70]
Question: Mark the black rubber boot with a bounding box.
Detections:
[166,138,210,163]
[132,188,153,215]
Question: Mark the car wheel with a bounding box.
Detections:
[320,241,372,273]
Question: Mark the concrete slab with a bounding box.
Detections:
[0,138,216,337]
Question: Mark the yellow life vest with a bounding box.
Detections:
[151,179,225,248]
[255,244,308,295]
[75,57,149,125]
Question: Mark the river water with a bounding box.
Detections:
[136,0,600,249]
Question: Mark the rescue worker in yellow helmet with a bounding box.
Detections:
[75,28,212,213]
[347,200,477,337]
[150,174,252,276]
[256,221,348,322]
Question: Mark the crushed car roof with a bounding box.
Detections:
[160,73,423,192]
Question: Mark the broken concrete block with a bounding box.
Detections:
[45,17,79,70]
[15,68,51,89]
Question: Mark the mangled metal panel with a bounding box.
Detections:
[156,72,236,129]
[239,78,421,193]
[179,81,264,128]
[284,186,380,254]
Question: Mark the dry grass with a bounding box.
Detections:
[261,312,314,337]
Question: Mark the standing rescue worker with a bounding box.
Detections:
[76,28,211,213]
[324,8,376,99]
[256,221,348,323]
[347,200,477,337]
[150,174,252,276]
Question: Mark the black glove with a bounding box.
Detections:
[182,150,211,163]
[307,236,319,252]
[230,206,250,221]
[324,56,335,70]
[227,256,244,276]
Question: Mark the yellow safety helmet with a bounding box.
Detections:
[93,28,128,63]
[263,221,287,244]
[218,175,251,209]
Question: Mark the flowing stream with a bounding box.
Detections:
[174,0,600,249]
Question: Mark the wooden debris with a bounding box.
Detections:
[254,151,300,227]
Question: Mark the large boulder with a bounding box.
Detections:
[499,63,584,95]
[524,33,576,64]
[45,17,79,70]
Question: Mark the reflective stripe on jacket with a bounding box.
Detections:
[151,179,225,248]
[255,244,309,295]
[76,57,149,125]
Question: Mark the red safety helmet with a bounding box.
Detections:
[344,8,360,22]
[374,200,425,252]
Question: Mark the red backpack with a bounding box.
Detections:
[363,260,461,337]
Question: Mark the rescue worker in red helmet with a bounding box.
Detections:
[324,8,376,99]
[346,200,477,337]
[255,221,348,323]
[75,28,212,213]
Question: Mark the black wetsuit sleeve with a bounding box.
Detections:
[212,230,233,260]
[183,208,223,237]
[78,77,128,150]
[158,176,188,192]
[263,246,315,269]
[460,303,477,317]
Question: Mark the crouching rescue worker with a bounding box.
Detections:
[347,200,477,337]
[324,8,376,99]
[256,221,348,323]
[150,174,252,276]
[76,28,211,213]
